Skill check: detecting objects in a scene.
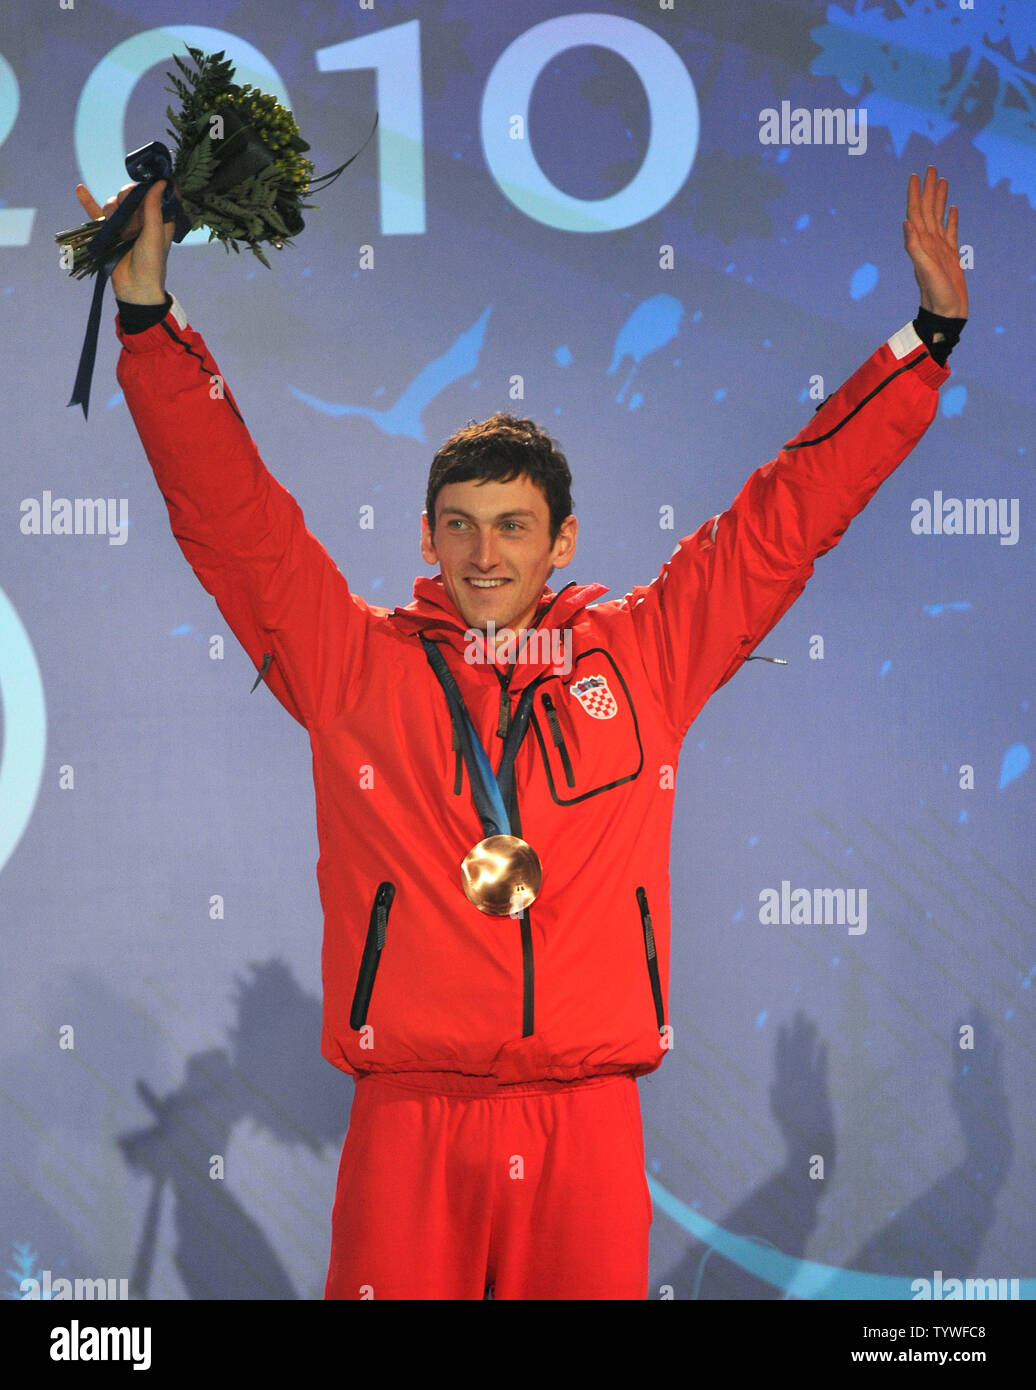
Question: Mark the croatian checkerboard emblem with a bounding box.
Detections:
[570,674,617,720]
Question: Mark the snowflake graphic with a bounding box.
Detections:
[5,1242,42,1299]
[811,0,1036,205]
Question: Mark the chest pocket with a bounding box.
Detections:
[530,649,643,804]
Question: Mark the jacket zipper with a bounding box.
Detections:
[498,680,535,1038]
[349,881,395,1028]
[491,584,572,740]
[519,910,534,1037]
[541,692,576,787]
[451,725,463,795]
[497,683,511,737]
[636,886,665,1032]
[452,628,570,1041]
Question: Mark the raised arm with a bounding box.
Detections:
[77,180,372,729]
[625,167,966,738]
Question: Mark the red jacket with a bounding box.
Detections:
[117,304,948,1084]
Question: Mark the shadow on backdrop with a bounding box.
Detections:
[661,1006,1011,1298]
[118,959,350,1300]
[662,1011,837,1299]
[840,1006,1011,1287]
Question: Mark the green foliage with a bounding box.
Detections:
[57,44,348,279]
[164,46,316,265]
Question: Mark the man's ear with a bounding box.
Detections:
[420,509,438,566]
[551,514,578,570]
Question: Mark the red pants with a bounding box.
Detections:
[324,1070,651,1300]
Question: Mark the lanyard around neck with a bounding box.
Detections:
[420,635,542,837]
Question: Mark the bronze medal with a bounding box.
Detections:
[461,834,543,916]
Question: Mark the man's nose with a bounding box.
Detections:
[473,528,501,567]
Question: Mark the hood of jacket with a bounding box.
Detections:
[390,573,610,685]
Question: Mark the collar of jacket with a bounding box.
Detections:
[390,574,610,687]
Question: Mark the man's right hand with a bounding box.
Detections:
[75,180,175,305]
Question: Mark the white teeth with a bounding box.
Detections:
[469,579,508,587]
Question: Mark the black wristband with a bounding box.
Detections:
[116,293,172,335]
[913,305,966,367]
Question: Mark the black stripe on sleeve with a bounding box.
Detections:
[783,354,928,452]
[158,319,245,424]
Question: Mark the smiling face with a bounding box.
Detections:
[420,475,577,637]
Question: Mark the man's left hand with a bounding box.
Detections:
[903,166,968,319]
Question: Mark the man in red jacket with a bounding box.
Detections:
[76,167,967,1300]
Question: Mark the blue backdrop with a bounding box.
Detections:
[1,0,1032,1301]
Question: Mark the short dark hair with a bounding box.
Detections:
[425,413,574,543]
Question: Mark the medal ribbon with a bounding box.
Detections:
[420,635,541,838]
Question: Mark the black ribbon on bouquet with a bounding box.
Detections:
[68,141,192,419]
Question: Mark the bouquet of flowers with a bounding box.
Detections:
[57,46,373,416]
[56,45,370,276]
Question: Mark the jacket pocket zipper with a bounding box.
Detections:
[350,881,395,1028]
[636,886,665,1032]
[541,693,576,787]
